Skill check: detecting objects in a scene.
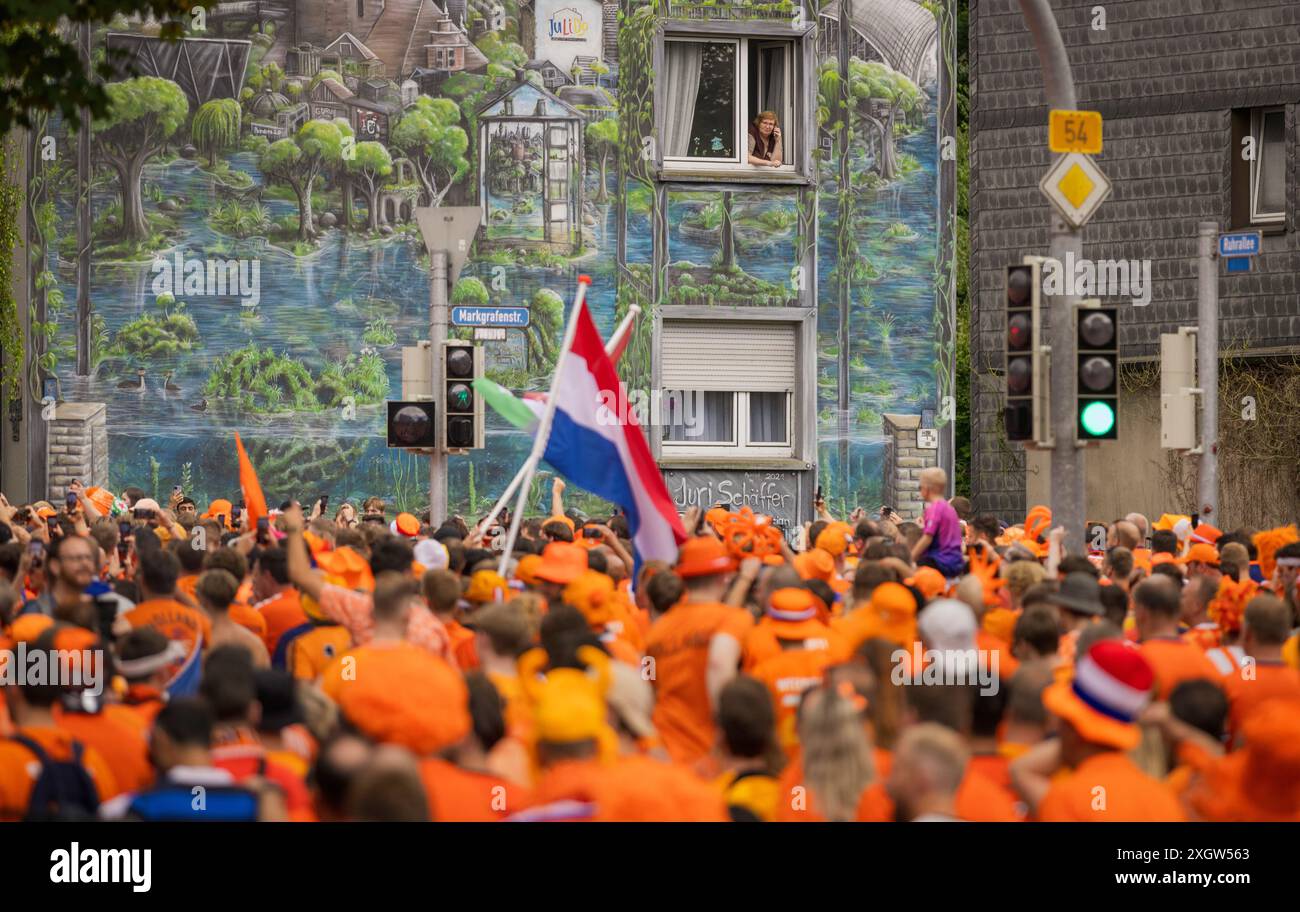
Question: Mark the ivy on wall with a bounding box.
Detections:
[0,133,23,407]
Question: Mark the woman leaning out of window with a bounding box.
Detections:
[748,111,783,167]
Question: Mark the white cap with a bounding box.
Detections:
[134,498,162,513]
[414,538,449,570]
[918,598,978,652]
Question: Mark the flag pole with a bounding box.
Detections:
[605,304,641,359]
[496,276,591,573]
[481,296,630,548]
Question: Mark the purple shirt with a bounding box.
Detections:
[921,497,964,574]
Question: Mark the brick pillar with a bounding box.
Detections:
[882,413,939,522]
[47,402,108,499]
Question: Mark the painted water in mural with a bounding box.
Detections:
[33,0,943,519]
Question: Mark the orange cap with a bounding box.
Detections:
[675,536,736,579]
[514,554,544,587]
[906,566,948,601]
[35,507,57,519]
[814,521,853,557]
[316,547,374,592]
[867,582,918,647]
[769,587,821,620]
[466,570,509,604]
[203,499,233,520]
[1181,543,1220,566]
[534,542,589,585]
[393,512,420,537]
[331,645,470,755]
[8,614,55,644]
[794,549,834,582]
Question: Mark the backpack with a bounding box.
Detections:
[9,734,101,822]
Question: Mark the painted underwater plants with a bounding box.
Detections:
[202,344,387,415]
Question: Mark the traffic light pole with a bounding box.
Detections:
[1018,0,1086,554]
[429,249,449,526]
[1196,221,1219,520]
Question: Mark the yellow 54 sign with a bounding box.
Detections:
[1049,110,1103,154]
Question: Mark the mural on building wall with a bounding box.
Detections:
[31,0,945,518]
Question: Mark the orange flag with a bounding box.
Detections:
[235,432,268,529]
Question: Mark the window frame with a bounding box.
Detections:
[1250,106,1286,226]
[653,306,816,465]
[655,20,813,183]
[661,390,793,458]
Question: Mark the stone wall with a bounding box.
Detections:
[47,402,108,499]
[882,413,939,522]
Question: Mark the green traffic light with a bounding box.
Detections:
[1080,400,1116,437]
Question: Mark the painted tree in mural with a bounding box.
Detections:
[847,59,922,181]
[526,288,564,371]
[191,98,241,168]
[391,96,469,207]
[346,141,394,231]
[260,118,349,240]
[586,118,618,204]
[92,76,188,242]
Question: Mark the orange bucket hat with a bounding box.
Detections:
[763,587,831,641]
[316,547,374,593]
[1186,697,1300,821]
[675,536,736,579]
[330,644,470,755]
[794,549,834,582]
[390,512,420,538]
[1042,640,1153,750]
[563,570,618,628]
[533,542,588,585]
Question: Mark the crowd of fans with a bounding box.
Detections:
[1,467,1298,822]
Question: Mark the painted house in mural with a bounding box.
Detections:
[4,0,950,527]
[477,82,585,252]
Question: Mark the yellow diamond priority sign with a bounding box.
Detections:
[1039,152,1112,228]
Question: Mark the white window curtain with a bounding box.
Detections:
[663,42,703,157]
[748,391,787,443]
[664,390,734,442]
[760,46,785,122]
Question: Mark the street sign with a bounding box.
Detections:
[1039,152,1112,229]
[414,206,482,285]
[473,327,507,341]
[1225,257,1252,273]
[1049,110,1103,154]
[917,428,939,450]
[1218,231,1261,258]
[450,305,530,328]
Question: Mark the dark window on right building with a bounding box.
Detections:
[1232,107,1288,229]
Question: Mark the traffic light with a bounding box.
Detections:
[1003,262,1041,441]
[386,401,436,449]
[1076,303,1119,441]
[442,340,484,452]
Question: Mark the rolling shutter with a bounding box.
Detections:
[661,320,797,392]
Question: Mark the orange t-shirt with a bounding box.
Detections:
[518,755,729,822]
[855,766,1021,822]
[125,597,212,680]
[53,705,154,795]
[0,726,118,820]
[1036,751,1186,821]
[288,625,353,681]
[444,618,479,670]
[419,758,524,821]
[228,602,269,640]
[176,573,200,605]
[120,685,167,732]
[1138,636,1221,700]
[645,601,754,765]
[746,624,846,753]
[254,588,308,657]
[1221,661,1300,744]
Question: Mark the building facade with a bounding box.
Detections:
[968,0,1300,528]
